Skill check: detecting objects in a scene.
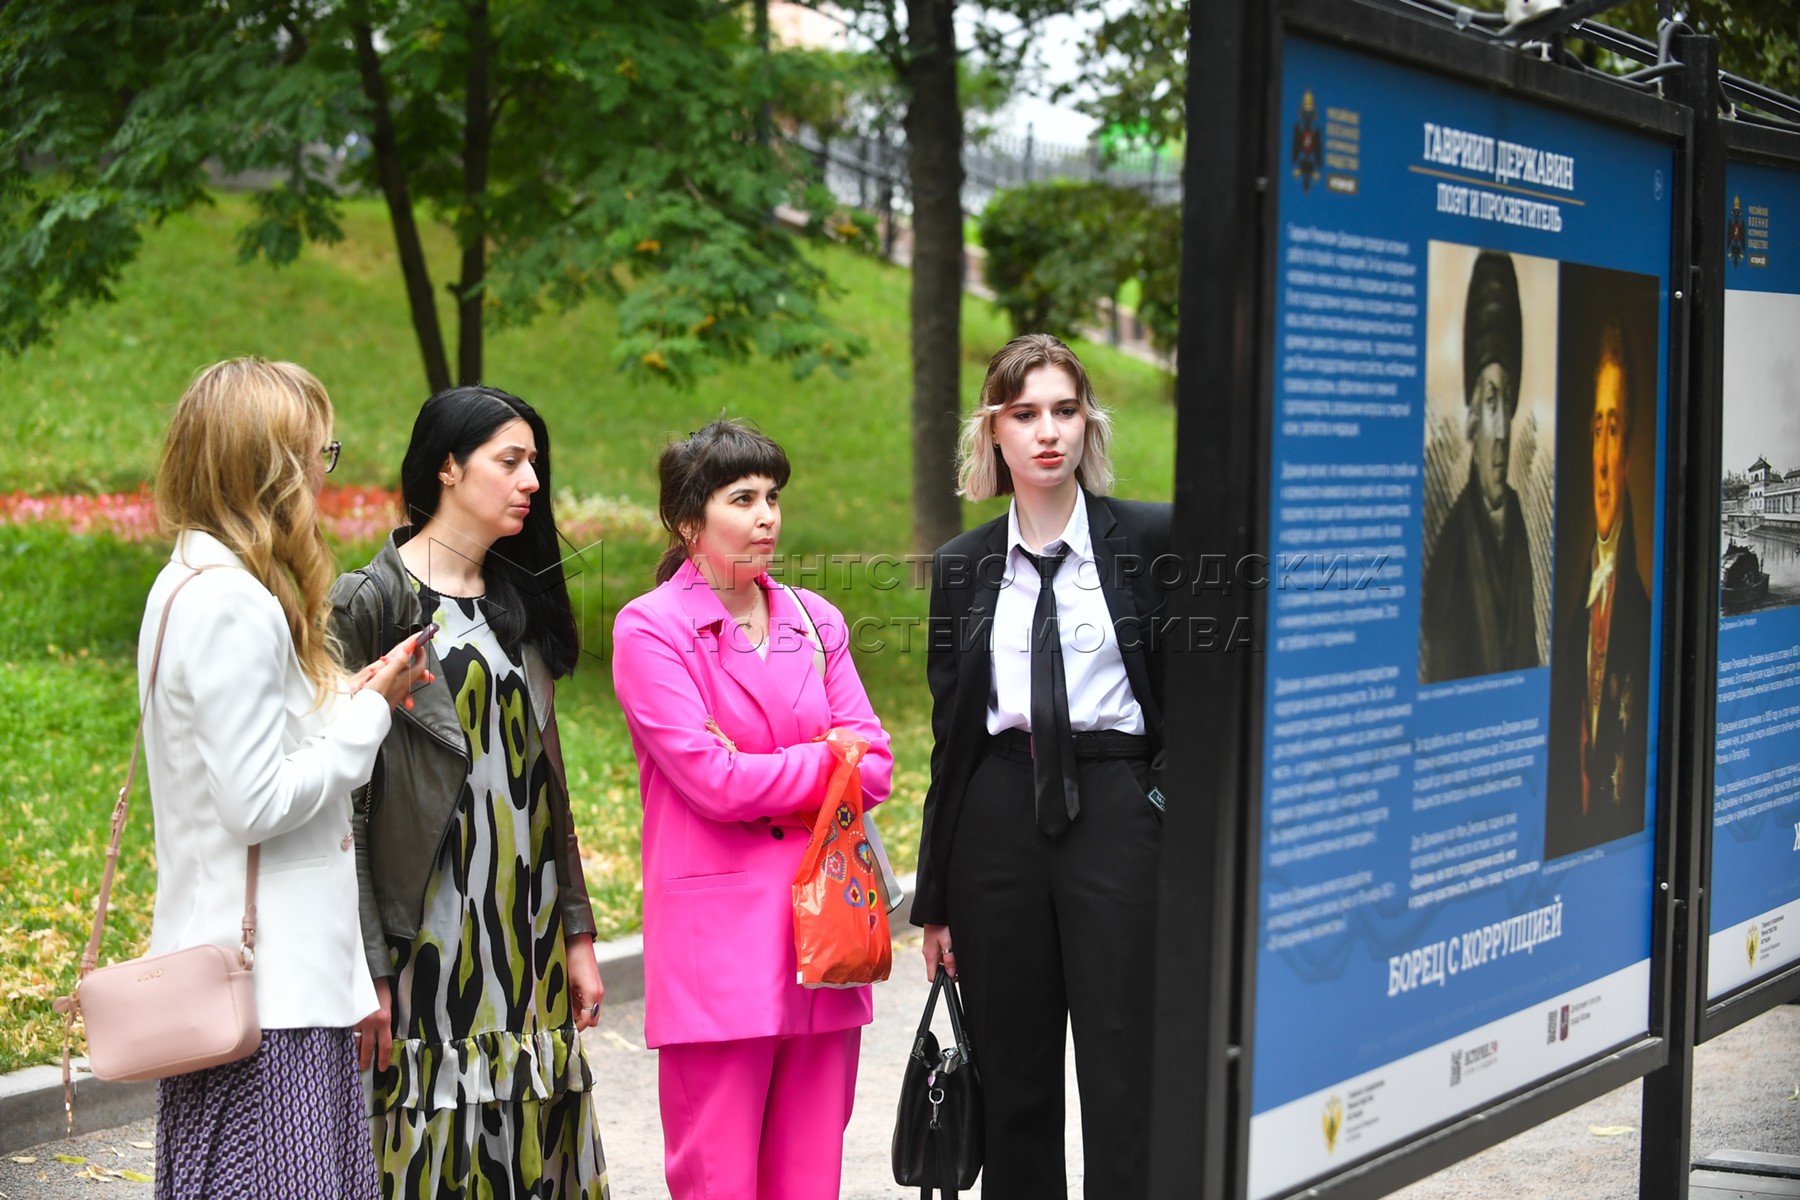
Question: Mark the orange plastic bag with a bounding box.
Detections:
[792,730,893,989]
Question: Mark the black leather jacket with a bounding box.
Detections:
[328,531,596,979]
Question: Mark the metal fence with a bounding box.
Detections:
[790,124,1183,226]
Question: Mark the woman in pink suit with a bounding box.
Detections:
[612,420,894,1200]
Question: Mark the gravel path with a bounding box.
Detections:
[3,940,1794,1199]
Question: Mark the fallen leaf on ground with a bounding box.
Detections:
[7,1157,34,1164]
[1786,1083,1798,1101]
[120,1169,154,1183]
[601,1030,641,1052]
[1588,1124,1636,1137]
[128,1142,152,1150]
[52,1154,86,1164]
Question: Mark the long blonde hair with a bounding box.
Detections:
[956,333,1115,501]
[155,358,342,705]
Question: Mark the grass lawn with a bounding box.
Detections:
[0,192,1174,1070]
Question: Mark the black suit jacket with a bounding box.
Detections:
[911,489,1175,926]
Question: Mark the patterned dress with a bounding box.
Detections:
[371,591,609,1199]
[157,1029,375,1199]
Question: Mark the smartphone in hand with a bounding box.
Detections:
[411,622,440,664]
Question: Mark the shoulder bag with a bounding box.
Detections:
[892,965,983,1197]
[53,566,261,1130]
[782,582,906,914]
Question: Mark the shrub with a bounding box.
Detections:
[979,181,1179,356]
[978,182,1148,341]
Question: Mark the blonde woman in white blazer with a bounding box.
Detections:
[141,359,426,1200]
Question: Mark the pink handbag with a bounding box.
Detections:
[54,567,262,1128]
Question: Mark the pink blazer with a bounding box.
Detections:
[612,560,894,1047]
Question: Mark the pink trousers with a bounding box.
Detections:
[658,1027,861,1200]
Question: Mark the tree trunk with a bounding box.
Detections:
[754,0,772,148]
[903,0,965,558]
[352,21,451,396]
[456,0,491,387]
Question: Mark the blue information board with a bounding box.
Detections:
[1708,156,1800,1003]
[1249,35,1674,1196]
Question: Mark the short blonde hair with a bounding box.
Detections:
[155,358,342,705]
[957,333,1114,500]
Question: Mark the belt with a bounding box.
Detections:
[989,727,1152,764]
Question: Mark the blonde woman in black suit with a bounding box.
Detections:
[914,333,1174,1199]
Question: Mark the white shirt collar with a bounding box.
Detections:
[1007,493,1092,564]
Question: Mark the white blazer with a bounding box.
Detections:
[139,531,392,1030]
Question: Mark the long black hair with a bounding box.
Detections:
[400,385,579,677]
[654,420,792,585]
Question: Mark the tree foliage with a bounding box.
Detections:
[0,0,866,392]
[1449,0,1797,98]
[808,0,1076,555]
[1058,0,1186,147]
[1599,1,1797,99]
[978,180,1179,355]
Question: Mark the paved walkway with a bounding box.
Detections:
[3,935,1795,1198]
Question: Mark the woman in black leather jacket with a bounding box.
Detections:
[329,385,608,1200]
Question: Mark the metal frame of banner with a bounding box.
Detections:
[1694,113,1800,1047]
[1153,2,1699,1197]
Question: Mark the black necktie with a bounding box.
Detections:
[1026,547,1079,838]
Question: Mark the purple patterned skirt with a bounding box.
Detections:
[155,1027,376,1200]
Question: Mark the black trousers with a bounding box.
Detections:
[944,745,1163,1200]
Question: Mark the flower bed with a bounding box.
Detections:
[0,486,660,547]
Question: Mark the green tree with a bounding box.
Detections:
[817,0,1074,556]
[1058,0,1186,147]
[0,0,864,395]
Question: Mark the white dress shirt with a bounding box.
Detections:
[987,497,1147,736]
[139,532,392,1029]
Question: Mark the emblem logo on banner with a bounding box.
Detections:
[1321,1094,1344,1153]
[1292,90,1322,191]
[1747,923,1760,967]
[1728,195,1748,267]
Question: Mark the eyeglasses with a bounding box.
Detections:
[321,441,342,474]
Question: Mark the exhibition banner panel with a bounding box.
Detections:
[1709,155,1800,1002]
[1249,34,1674,1198]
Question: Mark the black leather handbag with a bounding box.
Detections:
[892,966,983,1198]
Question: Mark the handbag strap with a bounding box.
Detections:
[913,965,976,1061]
[939,967,973,1061]
[912,966,948,1059]
[57,564,263,1132]
[79,564,261,977]
[782,583,828,681]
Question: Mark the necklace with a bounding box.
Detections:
[735,587,766,645]
[404,564,485,600]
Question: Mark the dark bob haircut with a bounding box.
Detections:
[654,419,792,585]
[399,385,579,677]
